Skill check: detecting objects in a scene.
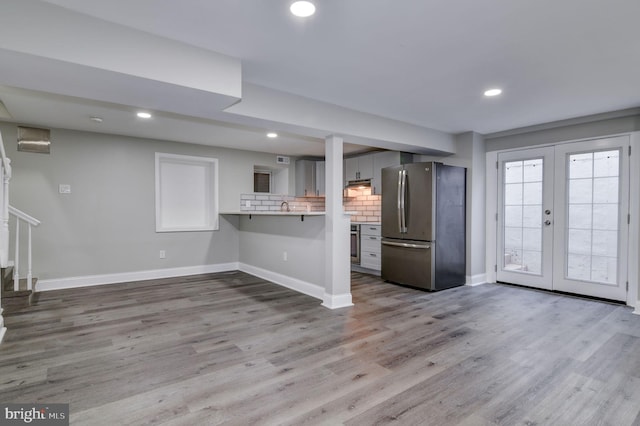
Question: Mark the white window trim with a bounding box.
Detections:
[155,152,219,232]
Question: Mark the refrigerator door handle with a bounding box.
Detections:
[400,169,407,233]
[397,170,403,233]
[382,240,430,250]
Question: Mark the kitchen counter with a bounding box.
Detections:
[351,221,381,225]
[223,211,352,307]
[221,211,325,216]
[222,211,361,217]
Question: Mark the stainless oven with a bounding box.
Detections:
[350,224,360,264]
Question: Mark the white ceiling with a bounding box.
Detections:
[2,0,640,156]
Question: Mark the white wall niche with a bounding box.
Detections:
[155,152,219,232]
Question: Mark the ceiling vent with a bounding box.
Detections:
[276,155,290,165]
[18,126,50,154]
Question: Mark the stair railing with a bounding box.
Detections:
[0,131,11,269]
[0,131,40,292]
[9,206,40,291]
[0,131,10,343]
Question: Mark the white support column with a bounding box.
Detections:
[322,135,353,309]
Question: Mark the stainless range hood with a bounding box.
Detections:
[345,178,371,189]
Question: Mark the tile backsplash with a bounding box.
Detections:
[343,188,381,222]
[239,188,381,223]
[240,194,325,212]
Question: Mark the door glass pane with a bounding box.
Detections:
[565,149,620,284]
[503,159,543,274]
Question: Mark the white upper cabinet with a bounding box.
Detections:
[345,154,374,183]
[296,159,326,197]
[315,161,325,196]
[345,157,359,182]
[295,159,316,197]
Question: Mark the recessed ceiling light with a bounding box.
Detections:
[484,88,502,97]
[137,112,152,119]
[90,116,103,123]
[267,132,278,138]
[290,1,316,17]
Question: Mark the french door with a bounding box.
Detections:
[497,136,630,301]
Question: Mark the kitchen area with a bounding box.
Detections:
[347,154,466,292]
[295,150,415,276]
[225,146,466,307]
[233,150,407,275]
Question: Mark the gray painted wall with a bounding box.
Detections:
[485,113,640,152]
[0,121,294,280]
[415,132,486,281]
[237,215,325,289]
[455,132,486,279]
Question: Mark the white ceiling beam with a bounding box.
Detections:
[226,84,457,155]
[0,0,241,113]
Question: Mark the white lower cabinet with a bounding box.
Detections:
[360,224,381,270]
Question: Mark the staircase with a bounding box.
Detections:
[0,130,41,343]
[1,264,37,312]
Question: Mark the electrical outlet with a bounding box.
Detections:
[283,251,288,261]
[159,250,166,259]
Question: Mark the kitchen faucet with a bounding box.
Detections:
[280,201,290,212]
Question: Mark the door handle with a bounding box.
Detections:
[397,170,403,233]
[382,240,430,249]
[400,169,407,233]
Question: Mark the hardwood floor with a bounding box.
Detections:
[1,271,640,425]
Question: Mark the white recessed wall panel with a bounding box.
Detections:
[155,153,218,232]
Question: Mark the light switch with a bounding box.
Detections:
[59,184,71,194]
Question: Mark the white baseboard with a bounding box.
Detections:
[238,263,324,301]
[633,305,640,315]
[465,273,487,287]
[36,262,240,292]
[321,292,353,310]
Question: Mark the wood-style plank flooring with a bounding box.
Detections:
[1,271,640,425]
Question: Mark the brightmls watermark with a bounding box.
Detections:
[0,404,68,425]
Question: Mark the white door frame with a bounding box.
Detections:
[486,131,640,309]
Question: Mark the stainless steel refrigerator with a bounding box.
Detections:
[381,162,466,291]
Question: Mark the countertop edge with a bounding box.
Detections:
[220,211,326,216]
[221,211,364,217]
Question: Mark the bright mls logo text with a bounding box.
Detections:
[1,404,68,425]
